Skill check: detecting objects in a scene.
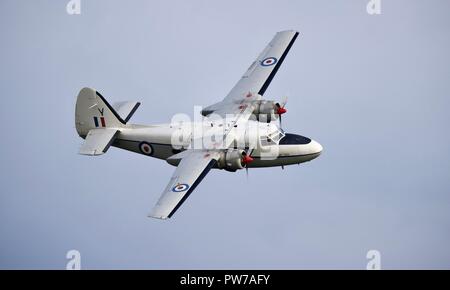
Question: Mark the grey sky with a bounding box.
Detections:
[1,0,449,269]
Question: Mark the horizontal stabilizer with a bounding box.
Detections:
[112,101,140,123]
[79,128,119,156]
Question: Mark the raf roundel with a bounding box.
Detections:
[139,142,153,156]
[261,57,277,67]
[172,183,190,193]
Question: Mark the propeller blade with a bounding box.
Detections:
[280,96,288,108]
[275,97,288,129]
[242,149,255,180]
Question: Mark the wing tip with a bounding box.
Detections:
[148,212,169,220]
[277,29,299,35]
[78,150,104,156]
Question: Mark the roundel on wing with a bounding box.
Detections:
[172,183,190,192]
[139,142,153,156]
[261,57,277,66]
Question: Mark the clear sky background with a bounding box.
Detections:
[1,0,449,269]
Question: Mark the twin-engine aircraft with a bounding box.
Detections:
[75,30,322,219]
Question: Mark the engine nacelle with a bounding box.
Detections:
[217,149,245,172]
[252,100,277,123]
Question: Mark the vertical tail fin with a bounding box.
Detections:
[75,88,126,137]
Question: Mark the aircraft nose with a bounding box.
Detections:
[310,140,323,155]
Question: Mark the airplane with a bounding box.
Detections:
[75,30,323,220]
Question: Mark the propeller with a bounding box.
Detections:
[241,149,254,179]
[275,96,288,128]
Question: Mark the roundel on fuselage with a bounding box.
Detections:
[139,141,154,155]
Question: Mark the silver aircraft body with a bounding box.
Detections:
[75,30,322,219]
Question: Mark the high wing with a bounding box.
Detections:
[149,150,220,219]
[150,31,299,219]
[202,30,299,117]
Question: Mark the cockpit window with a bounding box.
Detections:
[279,134,311,145]
[260,128,285,146]
[268,131,283,143]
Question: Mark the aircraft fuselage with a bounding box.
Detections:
[109,120,322,168]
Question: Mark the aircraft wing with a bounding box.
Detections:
[203,30,299,117]
[149,150,220,219]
